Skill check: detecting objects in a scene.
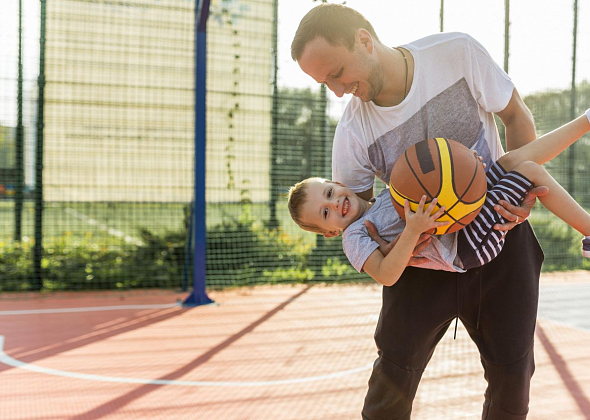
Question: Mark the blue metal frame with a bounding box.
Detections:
[184,0,213,306]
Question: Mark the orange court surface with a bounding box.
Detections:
[1,271,590,420]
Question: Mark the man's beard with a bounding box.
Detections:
[357,51,384,103]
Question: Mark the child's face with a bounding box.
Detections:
[300,180,367,237]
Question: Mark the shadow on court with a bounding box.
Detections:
[68,285,313,420]
[0,278,589,420]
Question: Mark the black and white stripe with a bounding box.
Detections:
[458,161,534,269]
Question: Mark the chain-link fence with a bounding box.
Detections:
[1,0,590,294]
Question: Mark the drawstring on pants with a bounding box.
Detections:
[454,275,459,340]
[476,268,482,329]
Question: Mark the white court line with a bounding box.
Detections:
[64,207,144,246]
[0,336,372,387]
[0,304,181,316]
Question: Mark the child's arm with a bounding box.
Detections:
[501,111,590,169]
[492,109,590,231]
[362,196,448,287]
[364,220,433,266]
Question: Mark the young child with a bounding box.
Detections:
[288,110,590,286]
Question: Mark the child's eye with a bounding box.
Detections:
[327,188,333,198]
[323,208,328,219]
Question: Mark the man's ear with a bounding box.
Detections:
[323,230,341,238]
[356,28,374,53]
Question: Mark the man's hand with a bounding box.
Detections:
[365,220,432,266]
[493,185,549,231]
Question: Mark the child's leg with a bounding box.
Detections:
[512,161,590,236]
[498,113,590,172]
[457,162,530,269]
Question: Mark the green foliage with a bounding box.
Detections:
[0,239,33,291]
[0,234,140,292]
[206,209,364,287]
[275,87,337,189]
[522,82,590,266]
[524,80,590,132]
[306,235,362,282]
[530,209,586,272]
[130,228,189,288]
[0,205,321,291]
[206,206,313,287]
[523,82,590,209]
[0,124,16,186]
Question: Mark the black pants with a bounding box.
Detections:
[362,222,544,420]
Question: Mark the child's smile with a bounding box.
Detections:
[300,180,373,237]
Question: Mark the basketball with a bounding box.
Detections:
[389,137,487,234]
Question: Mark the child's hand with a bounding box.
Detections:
[404,196,449,235]
[472,150,487,169]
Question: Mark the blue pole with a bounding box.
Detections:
[184,0,213,306]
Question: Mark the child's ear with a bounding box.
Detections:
[323,230,341,238]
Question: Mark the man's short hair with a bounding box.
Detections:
[291,3,380,61]
[287,177,327,234]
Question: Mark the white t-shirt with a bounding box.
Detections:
[333,32,514,266]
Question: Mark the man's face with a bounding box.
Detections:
[300,180,366,237]
[297,35,384,103]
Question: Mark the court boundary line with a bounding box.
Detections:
[0,336,372,387]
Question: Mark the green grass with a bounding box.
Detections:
[1,199,316,246]
[529,206,589,271]
[1,201,189,244]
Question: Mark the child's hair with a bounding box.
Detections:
[287,177,327,234]
[290,3,380,61]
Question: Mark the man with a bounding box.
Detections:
[291,4,547,420]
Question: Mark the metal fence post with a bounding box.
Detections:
[568,0,578,195]
[15,0,24,242]
[184,0,214,306]
[32,0,47,291]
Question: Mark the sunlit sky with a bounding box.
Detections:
[1,0,589,125]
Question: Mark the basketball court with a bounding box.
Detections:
[1,271,589,419]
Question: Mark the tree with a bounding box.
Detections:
[522,81,590,270]
[273,87,337,198]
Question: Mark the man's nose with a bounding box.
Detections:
[327,80,345,98]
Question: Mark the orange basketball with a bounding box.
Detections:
[389,137,487,234]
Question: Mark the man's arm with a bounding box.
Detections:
[493,88,545,230]
[495,88,536,151]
